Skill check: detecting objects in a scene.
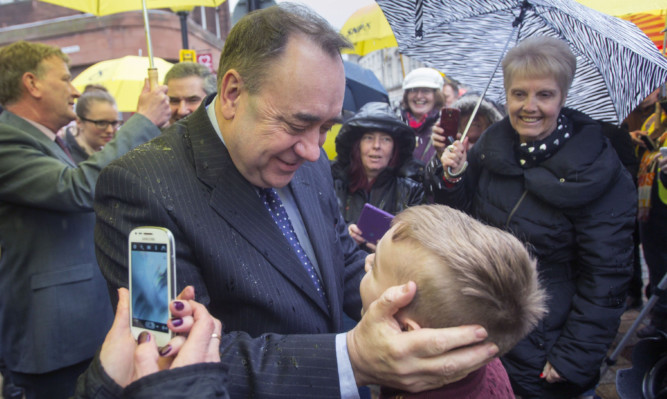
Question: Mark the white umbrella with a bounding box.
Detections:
[378,0,667,124]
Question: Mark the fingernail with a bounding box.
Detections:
[138,331,151,344]
[488,344,499,356]
[173,301,185,311]
[159,345,172,356]
[539,372,545,379]
[402,283,410,293]
[172,317,183,327]
[474,327,488,339]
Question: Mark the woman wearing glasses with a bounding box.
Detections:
[65,90,122,163]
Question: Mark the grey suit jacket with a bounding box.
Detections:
[0,110,160,374]
[94,96,367,397]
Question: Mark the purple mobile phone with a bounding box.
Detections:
[356,203,394,244]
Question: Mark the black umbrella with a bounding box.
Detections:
[343,61,389,114]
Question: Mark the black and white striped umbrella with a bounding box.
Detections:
[377,0,667,124]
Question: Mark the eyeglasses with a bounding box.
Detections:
[406,88,435,95]
[80,117,123,129]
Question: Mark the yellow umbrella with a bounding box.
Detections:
[39,0,225,15]
[340,3,398,56]
[322,124,342,160]
[39,0,226,87]
[72,56,174,112]
[576,0,667,15]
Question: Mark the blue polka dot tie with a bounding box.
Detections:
[260,188,327,303]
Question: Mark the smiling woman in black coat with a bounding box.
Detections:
[434,37,636,398]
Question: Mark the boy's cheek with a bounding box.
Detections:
[359,274,372,316]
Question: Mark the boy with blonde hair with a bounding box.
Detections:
[360,204,546,398]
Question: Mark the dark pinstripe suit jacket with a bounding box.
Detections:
[94,97,367,397]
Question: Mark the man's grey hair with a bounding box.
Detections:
[217,2,352,94]
[164,61,216,95]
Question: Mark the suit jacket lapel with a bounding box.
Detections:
[0,111,76,166]
[185,98,330,314]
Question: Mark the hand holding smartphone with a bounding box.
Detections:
[439,107,461,145]
[129,226,176,347]
[356,203,394,245]
[641,134,657,151]
[660,147,667,157]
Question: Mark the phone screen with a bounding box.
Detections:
[130,242,170,333]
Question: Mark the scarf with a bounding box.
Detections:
[637,109,667,221]
[405,111,427,129]
[516,113,573,168]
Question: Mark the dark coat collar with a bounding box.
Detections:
[475,108,622,208]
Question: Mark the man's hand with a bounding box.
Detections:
[135,78,171,128]
[347,282,498,392]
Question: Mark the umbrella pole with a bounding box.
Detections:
[460,24,518,142]
[142,0,159,90]
[458,1,531,143]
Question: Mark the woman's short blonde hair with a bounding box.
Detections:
[502,36,576,100]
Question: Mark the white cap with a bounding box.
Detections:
[402,68,444,91]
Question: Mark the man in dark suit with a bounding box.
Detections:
[93,4,498,397]
[0,41,171,399]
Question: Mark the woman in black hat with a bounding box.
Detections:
[331,102,424,251]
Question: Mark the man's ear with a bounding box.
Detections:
[21,72,41,99]
[218,69,243,120]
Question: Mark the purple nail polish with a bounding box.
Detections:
[173,301,185,311]
[159,345,172,356]
[172,317,183,327]
[138,331,151,344]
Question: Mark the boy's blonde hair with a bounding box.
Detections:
[389,205,546,355]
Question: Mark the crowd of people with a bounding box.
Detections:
[0,2,663,399]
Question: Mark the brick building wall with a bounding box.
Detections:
[0,0,230,76]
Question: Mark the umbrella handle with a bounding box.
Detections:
[148,68,159,91]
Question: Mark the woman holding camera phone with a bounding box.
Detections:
[74,286,229,398]
[433,36,636,398]
[332,102,424,251]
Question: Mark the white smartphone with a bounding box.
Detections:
[660,147,667,157]
[128,226,176,347]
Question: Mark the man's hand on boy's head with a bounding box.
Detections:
[346,281,499,392]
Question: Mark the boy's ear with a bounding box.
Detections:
[396,312,422,332]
